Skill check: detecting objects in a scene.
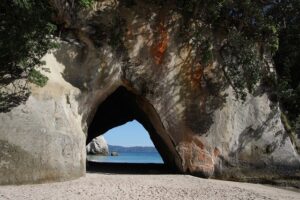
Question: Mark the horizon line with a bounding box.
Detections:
[108,144,155,148]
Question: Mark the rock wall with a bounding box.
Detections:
[0,0,299,184]
[0,49,85,184]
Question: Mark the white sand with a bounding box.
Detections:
[0,173,299,200]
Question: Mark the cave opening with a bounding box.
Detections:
[87,120,164,164]
[86,86,179,173]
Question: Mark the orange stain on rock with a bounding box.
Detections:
[198,150,206,161]
[194,138,204,150]
[151,22,169,65]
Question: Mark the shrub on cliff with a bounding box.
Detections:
[174,0,299,132]
[273,0,300,133]
[0,0,299,135]
[0,0,56,112]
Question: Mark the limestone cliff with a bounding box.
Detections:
[0,0,299,185]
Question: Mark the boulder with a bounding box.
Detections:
[111,152,119,156]
[86,136,109,155]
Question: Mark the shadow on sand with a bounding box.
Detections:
[86,161,178,175]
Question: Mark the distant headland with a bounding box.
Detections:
[108,145,158,153]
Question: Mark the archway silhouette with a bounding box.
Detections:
[87,86,181,171]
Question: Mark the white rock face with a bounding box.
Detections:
[0,46,86,185]
[0,0,299,185]
[86,136,109,155]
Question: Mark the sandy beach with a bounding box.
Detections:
[0,172,299,200]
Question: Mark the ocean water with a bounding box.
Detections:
[87,152,164,164]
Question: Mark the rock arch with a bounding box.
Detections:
[87,86,181,170]
[0,0,299,185]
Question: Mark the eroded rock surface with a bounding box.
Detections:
[86,136,109,155]
[0,0,299,184]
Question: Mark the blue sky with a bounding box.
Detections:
[103,120,155,147]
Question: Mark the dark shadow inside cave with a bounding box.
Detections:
[86,86,179,173]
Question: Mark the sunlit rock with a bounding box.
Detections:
[0,0,299,185]
[86,136,109,155]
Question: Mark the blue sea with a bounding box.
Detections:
[87,152,164,164]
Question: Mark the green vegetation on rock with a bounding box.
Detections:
[28,69,49,87]
[78,0,94,7]
[0,0,299,138]
[0,0,56,112]
[173,0,299,134]
[273,0,300,134]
